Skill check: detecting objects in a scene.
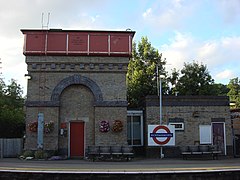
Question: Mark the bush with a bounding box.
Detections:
[34,150,45,159]
[23,150,34,158]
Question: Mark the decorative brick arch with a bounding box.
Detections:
[51,74,103,102]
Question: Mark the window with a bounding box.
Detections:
[169,122,184,131]
[199,125,212,144]
[127,111,143,146]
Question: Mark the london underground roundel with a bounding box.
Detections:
[148,125,175,146]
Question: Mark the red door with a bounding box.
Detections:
[70,122,84,157]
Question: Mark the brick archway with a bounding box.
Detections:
[51,74,103,103]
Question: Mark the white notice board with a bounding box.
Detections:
[199,125,212,144]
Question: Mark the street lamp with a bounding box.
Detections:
[24,74,32,80]
[159,74,165,126]
[156,63,165,158]
[159,74,165,159]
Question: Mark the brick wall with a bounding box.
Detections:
[144,95,233,157]
[24,56,129,154]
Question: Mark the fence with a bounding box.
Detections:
[0,138,23,158]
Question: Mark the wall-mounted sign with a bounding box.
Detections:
[148,125,175,146]
[37,113,44,149]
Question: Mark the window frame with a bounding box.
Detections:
[127,110,143,146]
[199,125,212,144]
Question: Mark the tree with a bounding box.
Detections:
[167,68,180,95]
[175,61,214,95]
[127,37,167,107]
[227,77,240,108]
[0,79,25,138]
[210,83,229,96]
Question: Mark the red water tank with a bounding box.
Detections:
[21,29,135,57]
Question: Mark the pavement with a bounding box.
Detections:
[1,157,240,174]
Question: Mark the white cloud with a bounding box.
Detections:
[142,8,152,18]
[0,0,107,37]
[141,0,197,32]
[160,32,196,70]
[215,69,235,81]
[0,35,27,92]
[216,0,240,23]
[160,32,240,84]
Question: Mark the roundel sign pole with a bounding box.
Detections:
[148,125,175,147]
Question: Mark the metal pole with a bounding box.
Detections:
[157,60,164,159]
[159,76,164,159]
[159,77,162,125]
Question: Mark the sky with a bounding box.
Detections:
[0,0,240,94]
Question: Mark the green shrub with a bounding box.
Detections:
[34,150,44,159]
[23,150,34,157]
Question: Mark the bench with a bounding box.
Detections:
[180,145,221,160]
[85,145,134,161]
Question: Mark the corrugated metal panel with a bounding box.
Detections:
[0,138,23,158]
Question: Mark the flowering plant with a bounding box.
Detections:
[44,121,54,134]
[99,120,110,132]
[28,121,38,132]
[28,121,54,134]
[112,120,123,132]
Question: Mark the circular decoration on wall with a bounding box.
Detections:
[28,121,38,132]
[112,120,123,132]
[99,120,110,132]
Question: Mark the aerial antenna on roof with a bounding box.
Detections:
[41,12,50,29]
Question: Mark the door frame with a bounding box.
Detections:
[68,121,86,158]
[211,122,226,155]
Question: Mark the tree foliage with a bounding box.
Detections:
[0,79,25,138]
[211,83,229,96]
[167,68,180,95]
[127,37,167,107]
[227,77,240,108]
[127,37,230,108]
[173,61,215,95]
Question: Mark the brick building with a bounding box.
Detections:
[22,29,233,158]
[22,29,135,157]
[143,95,233,158]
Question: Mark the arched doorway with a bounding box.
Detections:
[59,85,94,158]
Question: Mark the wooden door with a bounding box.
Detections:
[70,122,84,157]
[212,122,225,155]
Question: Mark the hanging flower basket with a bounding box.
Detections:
[28,121,38,132]
[112,120,123,132]
[99,120,110,132]
[28,121,54,134]
[44,121,54,134]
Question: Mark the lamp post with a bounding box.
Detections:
[159,74,165,159]
[157,64,165,158]
[159,75,164,125]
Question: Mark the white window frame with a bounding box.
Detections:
[127,110,143,146]
[199,125,212,144]
[169,122,184,131]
